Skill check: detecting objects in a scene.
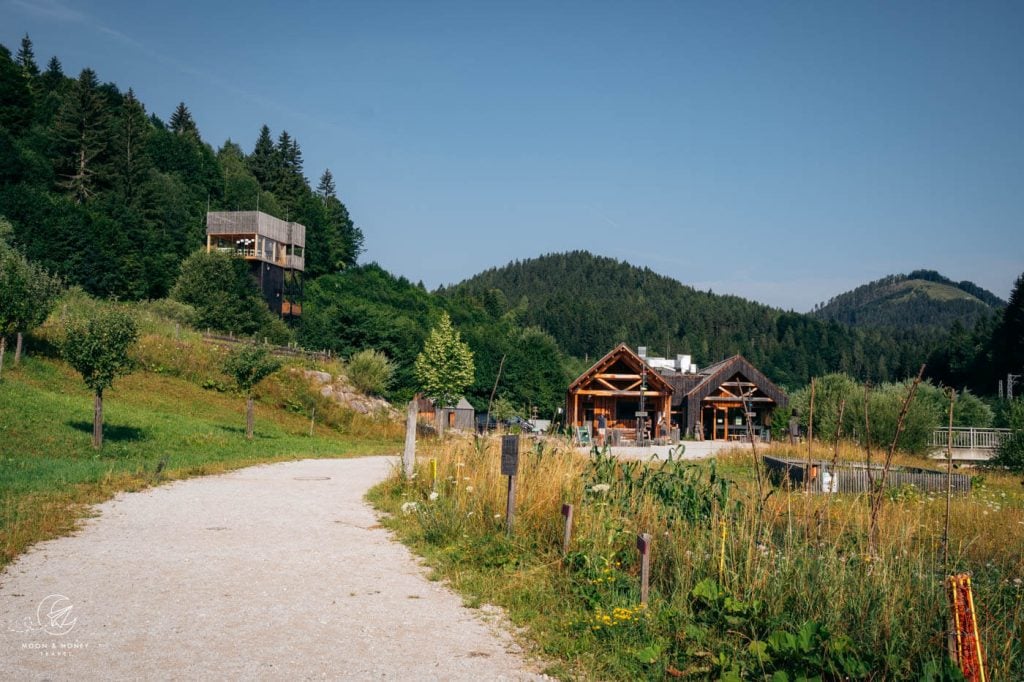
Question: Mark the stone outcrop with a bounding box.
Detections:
[299,369,400,418]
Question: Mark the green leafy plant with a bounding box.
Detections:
[223,344,282,439]
[346,348,394,396]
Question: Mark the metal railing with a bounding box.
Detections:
[929,427,1011,450]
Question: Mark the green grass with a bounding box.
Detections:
[0,355,399,567]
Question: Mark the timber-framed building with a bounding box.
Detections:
[567,344,787,442]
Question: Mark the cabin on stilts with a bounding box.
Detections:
[205,211,305,318]
[566,344,787,443]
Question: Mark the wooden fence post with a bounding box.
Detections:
[403,399,417,479]
[637,533,652,606]
[561,503,574,555]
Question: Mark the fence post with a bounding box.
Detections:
[637,533,652,606]
[403,399,417,479]
[561,504,574,555]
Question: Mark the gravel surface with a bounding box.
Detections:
[1,457,546,680]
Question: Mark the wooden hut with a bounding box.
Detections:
[663,355,787,441]
[567,345,787,443]
[566,344,674,444]
[417,395,475,432]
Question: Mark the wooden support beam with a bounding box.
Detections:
[595,373,643,380]
[574,390,667,397]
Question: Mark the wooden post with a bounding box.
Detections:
[806,378,816,492]
[502,435,520,533]
[14,332,23,364]
[943,390,956,571]
[561,503,574,555]
[637,533,652,606]
[403,399,417,479]
[93,393,103,449]
[308,406,316,437]
[245,396,255,439]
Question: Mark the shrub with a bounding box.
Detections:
[346,349,394,396]
[991,431,1024,472]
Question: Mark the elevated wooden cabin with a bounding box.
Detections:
[206,211,305,318]
[567,345,787,442]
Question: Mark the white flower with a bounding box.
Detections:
[465,485,474,493]
[493,513,502,519]
[401,501,418,514]
[429,491,439,501]
[590,483,611,494]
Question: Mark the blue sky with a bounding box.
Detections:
[2,0,1022,310]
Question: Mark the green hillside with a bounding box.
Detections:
[442,251,930,388]
[811,270,1004,331]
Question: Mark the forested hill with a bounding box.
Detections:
[0,38,362,299]
[811,271,1004,332]
[442,251,931,387]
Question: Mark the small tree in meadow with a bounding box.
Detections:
[61,307,139,449]
[0,241,63,377]
[414,311,475,408]
[223,345,281,439]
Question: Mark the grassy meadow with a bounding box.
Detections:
[0,301,403,568]
[371,437,1024,680]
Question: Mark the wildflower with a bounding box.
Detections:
[429,491,439,501]
[494,513,502,519]
[401,501,418,514]
[465,485,474,493]
[590,483,611,494]
[457,462,466,468]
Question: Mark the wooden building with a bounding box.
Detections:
[417,395,475,432]
[567,345,787,442]
[566,344,674,442]
[206,211,305,318]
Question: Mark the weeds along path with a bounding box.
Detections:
[0,457,544,680]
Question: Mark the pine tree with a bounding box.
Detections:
[52,68,110,202]
[168,101,197,136]
[316,169,336,199]
[248,124,276,188]
[16,34,40,79]
[414,311,475,408]
[993,273,1024,377]
[111,89,152,204]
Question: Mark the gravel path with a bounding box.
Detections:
[1,457,545,680]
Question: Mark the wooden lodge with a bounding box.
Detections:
[566,344,787,443]
[206,211,305,318]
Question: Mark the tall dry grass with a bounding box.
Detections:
[375,436,1024,679]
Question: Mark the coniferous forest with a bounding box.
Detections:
[2,37,1022,414]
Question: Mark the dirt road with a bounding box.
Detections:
[1,457,543,680]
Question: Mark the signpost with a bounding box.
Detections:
[502,435,520,532]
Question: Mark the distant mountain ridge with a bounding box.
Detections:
[811,270,1004,331]
[444,251,931,387]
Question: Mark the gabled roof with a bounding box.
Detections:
[684,355,787,406]
[568,343,674,394]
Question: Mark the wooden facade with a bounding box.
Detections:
[417,396,475,432]
[206,211,305,318]
[568,346,787,443]
[566,344,674,442]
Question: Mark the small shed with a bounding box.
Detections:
[417,395,475,432]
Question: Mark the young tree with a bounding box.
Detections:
[61,307,138,448]
[168,101,197,137]
[16,34,40,80]
[414,311,475,408]
[0,242,63,376]
[223,345,281,439]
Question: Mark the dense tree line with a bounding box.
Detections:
[0,37,363,301]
